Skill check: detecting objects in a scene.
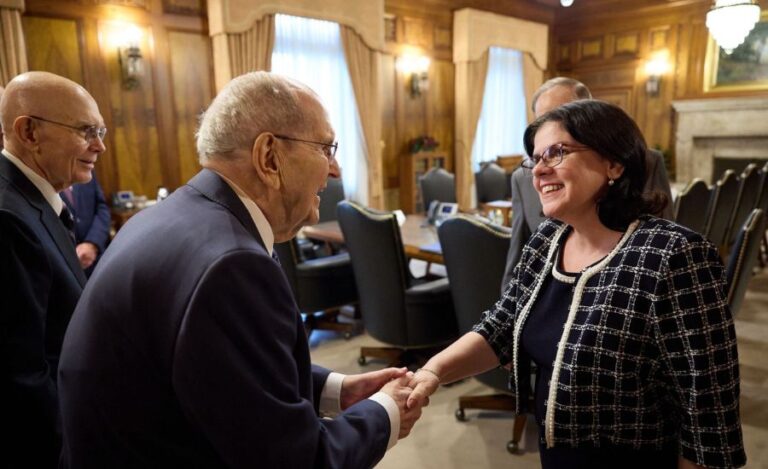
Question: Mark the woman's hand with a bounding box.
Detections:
[406,368,440,409]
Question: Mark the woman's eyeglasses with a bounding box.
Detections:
[521,142,591,169]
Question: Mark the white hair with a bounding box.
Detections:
[196,71,313,162]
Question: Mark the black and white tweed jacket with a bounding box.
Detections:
[474,216,746,468]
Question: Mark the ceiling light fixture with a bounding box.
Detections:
[561,0,574,6]
[706,0,761,54]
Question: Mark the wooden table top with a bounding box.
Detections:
[302,214,443,264]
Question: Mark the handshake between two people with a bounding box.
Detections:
[339,367,442,439]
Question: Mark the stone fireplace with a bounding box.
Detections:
[671,97,768,184]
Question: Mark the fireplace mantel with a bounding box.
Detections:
[672,97,768,184]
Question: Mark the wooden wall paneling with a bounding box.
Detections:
[23,16,85,85]
[98,20,163,199]
[426,59,454,170]
[381,54,398,191]
[166,30,212,185]
[148,23,181,191]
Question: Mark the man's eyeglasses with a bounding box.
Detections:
[521,142,591,169]
[28,115,107,142]
[274,134,338,161]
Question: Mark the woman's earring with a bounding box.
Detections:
[608,178,615,186]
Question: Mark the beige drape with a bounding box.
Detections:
[211,15,274,91]
[0,6,27,85]
[340,26,383,209]
[454,51,489,210]
[522,52,545,124]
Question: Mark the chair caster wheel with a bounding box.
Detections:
[358,356,367,365]
[506,440,519,454]
[454,408,466,422]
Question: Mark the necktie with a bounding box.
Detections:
[272,250,281,265]
[62,187,76,210]
[60,206,76,245]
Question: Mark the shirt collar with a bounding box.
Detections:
[214,171,274,256]
[2,148,64,215]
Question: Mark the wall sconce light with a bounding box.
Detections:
[644,52,670,97]
[397,54,430,98]
[116,25,144,90]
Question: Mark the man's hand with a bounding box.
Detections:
[379,376,423,439]
[406,369,440,410]
[340,367,408,410]
[76,242,99,269]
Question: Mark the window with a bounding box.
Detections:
[471,47,527,170]
[272,14,368,204]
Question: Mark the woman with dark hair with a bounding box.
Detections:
[407,100,745,468]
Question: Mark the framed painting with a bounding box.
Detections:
[705,11,768,92]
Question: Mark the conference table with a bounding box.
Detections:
[302,214,444,264]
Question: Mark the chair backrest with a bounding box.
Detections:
[704,169,739,247]
[673,179,711,234]
[337,201,410,344]
[755,161,768,212]
[318,177,345,223]
[726,163,761,246]
[438,215,511,390]
[439,215,511,333]
[725,208,765,316]
[474,162,508,205]
[419,168,456,212]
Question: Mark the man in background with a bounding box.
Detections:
[59,71,422,468]
[501,77,673,290]
[60,173,110,276]
[0,71,105,467]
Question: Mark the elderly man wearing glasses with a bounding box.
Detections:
[0,71,107,467]
[58,71,422,468]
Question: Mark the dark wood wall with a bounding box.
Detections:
[551,0,768,179]
[22,0,212,200]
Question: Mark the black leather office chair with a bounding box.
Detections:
[726,208,765,316]
[274,237,359,338]
[438,215,527,454]
[673,179,711,235]
[475,162,509,205]
[419,168,456,213]
[726,164,761,248]
[319,177,344,223]
[704,169,739,250]
[337,201,458,366]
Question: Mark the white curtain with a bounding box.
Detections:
[471,47,527,170]
[271,14,368,205]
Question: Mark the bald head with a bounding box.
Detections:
[1,71,105,190]
[531,77,592,118]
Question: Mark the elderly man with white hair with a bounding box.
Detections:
[59,71,423,468]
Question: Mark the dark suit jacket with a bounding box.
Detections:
[62,175,110,253]
[62,175,111,276]
[59,169,391,469]
[501,149,674,289]
[0,156,86,468]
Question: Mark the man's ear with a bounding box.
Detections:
[13,116,40,148]
[252,132,281,190]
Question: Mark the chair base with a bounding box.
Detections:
[358,346,407,367]
[455,393,527,455]
[304,307,360,340]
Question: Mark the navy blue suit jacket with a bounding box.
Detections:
[59,169,391,468]
[62,175,110,253]
[0,156,86,468]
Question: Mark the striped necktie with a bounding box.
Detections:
[60,206,76,245]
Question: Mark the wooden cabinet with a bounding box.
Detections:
[400,152,451,213]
